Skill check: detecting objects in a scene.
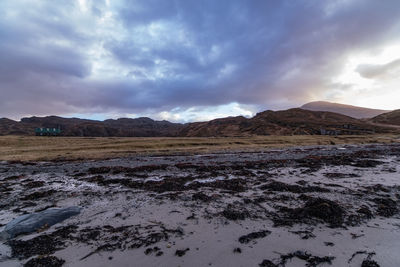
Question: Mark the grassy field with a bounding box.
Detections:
[0,134,399,161]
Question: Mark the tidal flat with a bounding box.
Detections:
[0,143,399,266]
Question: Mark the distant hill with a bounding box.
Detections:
[301,101,390,119]
[0,108,396,137]
[179,108,392,137]
[0,118,26,135]
[0,116,183,137]
[371,110,400,126]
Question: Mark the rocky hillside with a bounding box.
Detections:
[0,118,26,135]
[0,116,183,137]
[0,108,396,137]
[370,110,400,126]
[179,108,392,137]
[301,101,390,119]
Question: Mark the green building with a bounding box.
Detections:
[35,127,61,136]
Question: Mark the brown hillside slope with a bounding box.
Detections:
[301,101,390,119]
[0,116,183,137]
[1,109,396,137]
[0,118,27,135]
[179,108,393,137]
[371,110,400,126]
[178,116,251,137]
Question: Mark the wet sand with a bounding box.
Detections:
[1,143,399,266]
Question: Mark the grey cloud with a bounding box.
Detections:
[356,59,400,79]
[108,0,400,109]
[1,0,400,119]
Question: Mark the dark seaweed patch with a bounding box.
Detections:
[24,256,65,267]
[238,230,271,244]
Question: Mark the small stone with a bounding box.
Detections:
[233,247,242,253]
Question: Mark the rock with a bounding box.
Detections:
[0,206,81,240]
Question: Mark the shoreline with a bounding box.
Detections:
[0,143,399,266]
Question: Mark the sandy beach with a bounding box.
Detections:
[1,143,399,266]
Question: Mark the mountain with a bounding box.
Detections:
[301,101,390,119]
[178,116,250,137]
[179,108,392,137]
[0,118,28,135]
[0,116,183,137]
[0,108,396,137]
[370,110,400,126]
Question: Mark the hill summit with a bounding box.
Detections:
[301,101,390,119]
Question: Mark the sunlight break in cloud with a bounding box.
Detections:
[1,0,400,120]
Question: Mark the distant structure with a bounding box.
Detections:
[320,128,340,136]
[320,124,375,135]
[35,127,61,136]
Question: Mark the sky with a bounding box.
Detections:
[1,0,400,122]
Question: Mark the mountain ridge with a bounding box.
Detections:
[180,108,388,137]
[0,116,184,137]
[1,106,397,137]
[301,101,390,119]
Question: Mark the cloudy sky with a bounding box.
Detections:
[1,0,400,122]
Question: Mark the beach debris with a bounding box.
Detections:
[24,255,65,267]
[0,206,81,240]
[273,197,345,228]
[144,246,163,256]
[289,230,316,239]
[372,198,398,217]
[222,204,250,220]
[238,230,271,244]
[261,181,330,193]
[279,250,335,267]
[259,259,278,267]
[9,226,77,259]
[233,247,242,253]
[361,259,380,267]
[175,248,189,257]
[348,251,379,266]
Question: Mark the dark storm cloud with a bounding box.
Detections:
[1,0,400,119]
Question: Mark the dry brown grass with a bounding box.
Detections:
[0,134,398,162]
